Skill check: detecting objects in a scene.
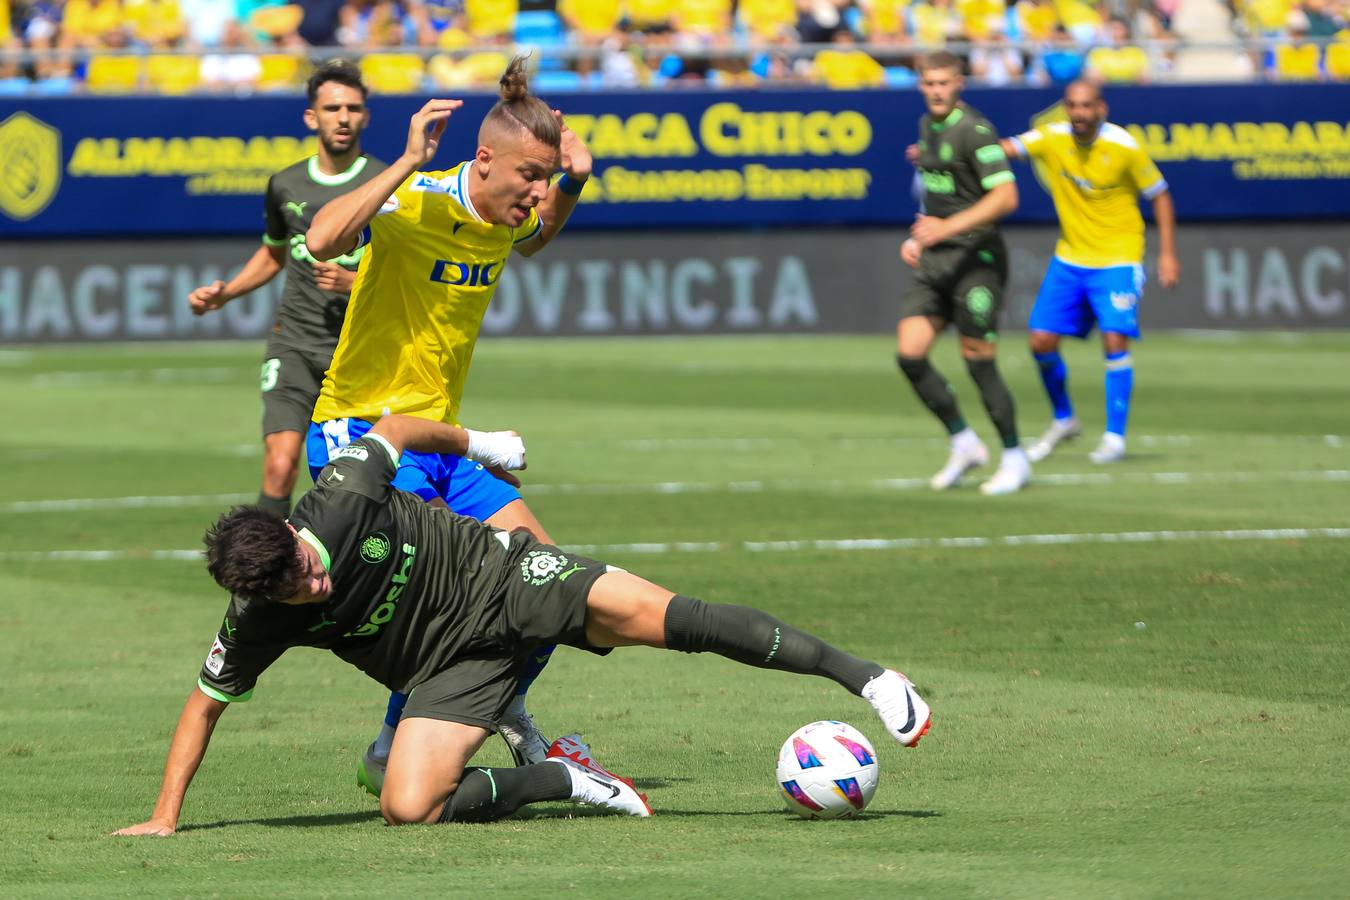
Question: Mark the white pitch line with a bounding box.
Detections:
[23,367,240,387]
[3,526,1347,564]
[4,470,1347,514]
[2,493,252,513]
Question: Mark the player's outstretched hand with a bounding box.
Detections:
[405,99,463,167]
[485,464,522,488]
[554,110,593,180]
[467,429,527,472]
[313,261,355,294]
[910,213,949,249]
[901,238,923,268]
[188,280,228,316]
[905,143,919,164]
[1157,252,1180,289]
[113,820,175,837]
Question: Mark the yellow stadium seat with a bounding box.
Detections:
[258,54,305,90]
[1325,42,1350,80]
[864,0,911,39]
[1018,2,1058,40]
[1274,43,1320,80]
[361,53,426,94]
[957,0,1004,39]
[250,4,305,38]
[739,0,797,41]
[815,49,886,89]
[1086,46,1149,83]
[429,51,511,89]
[911,3,951,45]
[145,54,200,94]
[1245,0,1291,32]
[674,0,730,34]
[464,0,519,38]
[623,0,677,30]
[558,0,624,38]
[85,55,143,93]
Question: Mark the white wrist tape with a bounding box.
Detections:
[465,429,526,471]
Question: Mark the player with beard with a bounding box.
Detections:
[1000,81,1180,464]
[303,57,594,794]
[187,60,388,519]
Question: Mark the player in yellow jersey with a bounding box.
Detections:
[305,57,594,794]
[1001,81,1179,464]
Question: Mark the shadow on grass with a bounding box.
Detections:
[179,811,379,831]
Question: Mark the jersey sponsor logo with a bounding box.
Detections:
[205,636,227,676]
[360,532,391,564]
[378,195,400,214]
[410,174,448,193]
[920,169,955,195]
[429,259,502,288]
[287,233,364,267]
[344,543,417,638]
[520,549,574,586]
[333,444,369,462]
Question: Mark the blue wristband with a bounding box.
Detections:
[558,173,587,196]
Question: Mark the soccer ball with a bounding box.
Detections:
[776,720,879,819]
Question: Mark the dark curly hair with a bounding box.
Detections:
[306,58,369,105]
[203,506,302,603]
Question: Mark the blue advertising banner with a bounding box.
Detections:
[3,83,1349,238]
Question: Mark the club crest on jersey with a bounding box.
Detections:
[520,550,570,586]
[360,532,391,564]
[205,637,226,676]
[429,259,501,287]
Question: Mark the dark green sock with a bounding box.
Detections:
[663,595,884,695]
[437,763,571,824]
[898,355,967,435]
[257,493,291,519]
[965,357,1020,449]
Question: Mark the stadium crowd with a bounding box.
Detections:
[0,0,1346,92]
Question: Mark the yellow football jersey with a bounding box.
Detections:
[312,162,541,427]
[1013,121,1167,268]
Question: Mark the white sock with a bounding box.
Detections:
[952,427,981,453]
[371,723,397,760]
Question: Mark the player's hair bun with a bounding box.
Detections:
[499,55,530,104]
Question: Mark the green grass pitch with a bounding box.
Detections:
[1,333,1347,898]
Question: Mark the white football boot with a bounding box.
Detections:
[930,435,989,491]
[546,733,637,788]
[1026,417,1082,462]
[1088,432,1127,464]
[499,694,550,766]
[861,669,932,748]
[552,757,653,817]
[980,447,1031,496]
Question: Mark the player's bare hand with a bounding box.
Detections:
[113,820,175,837]
[313,261,354,293]
[910,214,949,248]
[901,238,923,268]
[553,110,593,180]
[188,280,228,316]
[905,143,919,164]
[485,464,522,488]
[404,99,462,166]
[1157,252,1180,289]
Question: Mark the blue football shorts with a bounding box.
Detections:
[306,417,521,522]
[1027,258,1145,339]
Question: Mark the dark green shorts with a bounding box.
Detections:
[900,236,1008,340]
[400,547,615,731]
[260,344,331,437]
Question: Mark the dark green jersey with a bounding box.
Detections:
[914,103,1014,246]
[197,434,529,702]
[262,155,388,355]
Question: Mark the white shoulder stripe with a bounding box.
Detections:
[1047,121,1072,135]
[1099,122,1140,150]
